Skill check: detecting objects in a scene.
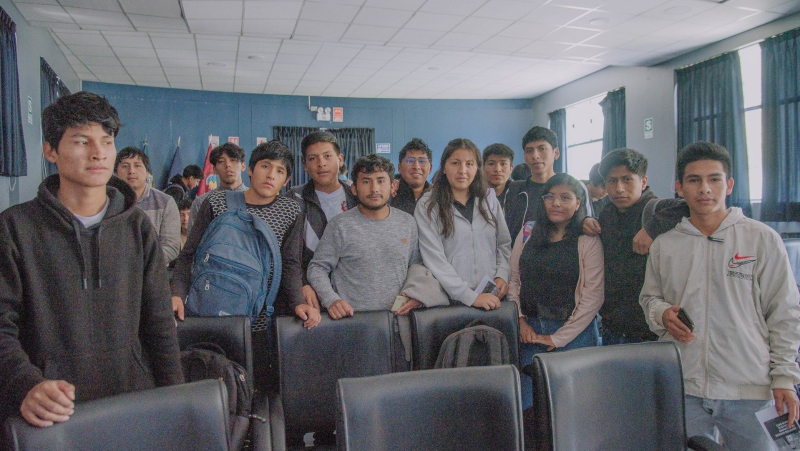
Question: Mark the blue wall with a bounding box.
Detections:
[84,82,534,187]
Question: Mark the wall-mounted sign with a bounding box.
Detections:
[333,107,343,122]
[257,137,268,145]
[644,118,653,140]
[376,143,390,154]
[209,135,219,147]
[228,137,239,145]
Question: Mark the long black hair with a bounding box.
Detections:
[426,138,495,237]
[529,173,587,248]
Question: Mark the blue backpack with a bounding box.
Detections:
[185,190,282,322]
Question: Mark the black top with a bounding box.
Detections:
[504,179,547,245]
[391,178,430,216]
[454,196,476,223]
[519,238,580,321]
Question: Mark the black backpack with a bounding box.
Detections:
[181,342,253,449]
[434,321,512,368]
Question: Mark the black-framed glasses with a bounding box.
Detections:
[542,193,576,204]
[402,157,429,165]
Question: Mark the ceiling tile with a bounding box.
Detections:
[236,61,273,71]
[310,54,352,66]
[598,0,670,15]
[353,7,414,27]
[34,22,81,30]
[198,49,237,61]
[568,11,633,30]
[188,20,242,35]
[89,65,128,74]
[497,22,558,40]
[126,66,164,75]
[540,26,600,44]
[391,29,445,46]
[264,86,297,95]
[78,55,121,66]
[556,44,604,58]
[98,74,134,83]
[54,30,102,45]
[613,16,673,35]
[582,30,638,47]
[548,0,606,8]
[233,84,266,93]
[476,36,531,53]
[15,4,71,22]
[356,46,401,60]
[156,48,195,59]
[647,21,707,40]
[515,41,571,57]
[182,1,242,20]
[271,62,309,73]
[404,12,465,32]
[238,38,282,53]
[242,20,296,37]
[196,36,239,51]
[114,47,158,58]
[280,40,323,55]
[452,17,513,35]
[682,5,762,27]
[300,2,360,22]
[275,53,315,64]
[129,15,188,31]
[770,0,800,14]
[244,1,302,20]
[641,0,718,20]
[472,1,542,20]
[102,33,152,48]
[432,32,489,50]
[618,35,674,52]
[521,5,589,25]
[294,20,349,40]
[64,7,131,26]
[343,24,399,42]
[419,0,487,16]
[163,67,201,77]
[119,0,182,18]
[59,0,120,12]
[319,42,364,57]
[150,36,195,49]
[160,59,200,68]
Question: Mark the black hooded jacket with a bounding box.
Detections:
[0,175,183,422]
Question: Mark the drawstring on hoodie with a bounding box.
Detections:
[96,227,103,288]
[72,220,90,290]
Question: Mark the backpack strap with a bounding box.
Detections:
[250,215,283,317]
[225,189,247,212]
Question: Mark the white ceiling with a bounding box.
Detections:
[12,0,800,99]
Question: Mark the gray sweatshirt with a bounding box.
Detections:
[308,206,421,311]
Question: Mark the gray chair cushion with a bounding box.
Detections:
[4,379,229,451]
[336,365,524,451]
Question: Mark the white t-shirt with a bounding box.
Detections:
[73,198,109,228]
[316,186,348,222]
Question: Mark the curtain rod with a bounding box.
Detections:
[546,88,621,115]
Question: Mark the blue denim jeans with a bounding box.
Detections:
[601,328,653,346]
[684,395,773,451]
[520,316,600,409]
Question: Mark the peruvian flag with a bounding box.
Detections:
[197,140,219,196]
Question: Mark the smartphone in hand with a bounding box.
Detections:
[677,308,695,332]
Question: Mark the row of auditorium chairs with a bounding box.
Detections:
[4,303,722,451]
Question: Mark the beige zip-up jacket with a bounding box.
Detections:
[640,208,800,400]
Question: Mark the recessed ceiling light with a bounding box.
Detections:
[248,55,264,60]
[589,18,609,26]
[207,62,226,67]
[664,6,692,15]
[428,66,440,71]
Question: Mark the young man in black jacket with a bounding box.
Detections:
[287,131,358,310]
[582,148,686,345]
[0,92,184,427]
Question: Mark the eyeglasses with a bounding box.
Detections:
[402,157,429,165]
[542,193,577,204]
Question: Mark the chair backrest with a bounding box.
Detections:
[277,310,396,435]
[528,342,686,451]
[410,302,519,370]
[4,379,230,451]
[336,365,524,451]
[177,315,253,388]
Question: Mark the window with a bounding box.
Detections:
[738,44,762,201]
[565,94,605,180]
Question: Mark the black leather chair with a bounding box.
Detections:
[526,342,723,451]
[336,365,524,451]
[177,316,273,451]
[410,302,520,370]
[4,379,230,451]
[269,311,397,451]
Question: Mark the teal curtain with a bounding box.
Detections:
[548,109,567,173]
[40,58,71,177]
[0,7,26,177]
[676,52,751,216]
[599,88,626,157]
[273,126,317,188]
[761,27,800,222]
